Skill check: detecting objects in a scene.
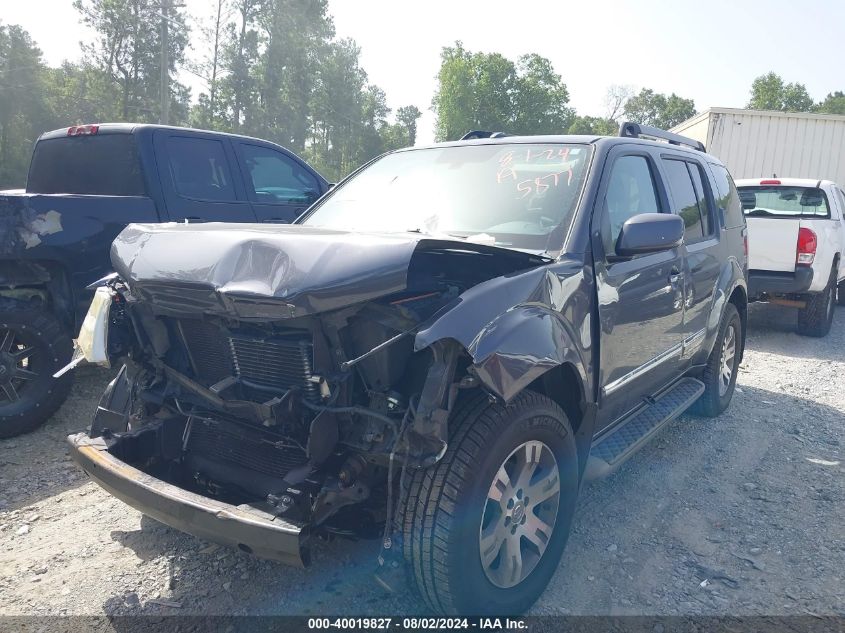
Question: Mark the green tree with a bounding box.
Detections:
[251,0,334,149]
[45,61,122,124]
[567,115,617,136]
[74,0,190,123]
[747,72,813,112]
[216,0,262,131]
[304,38,369,178]
[395,105,422,146]
[189,0,232,129]
[378,105,423,151]
[432,43,573,141]
[0,24,53,186]
[623,88,696,129]
[816,91,845,115]
[511,53,574,135]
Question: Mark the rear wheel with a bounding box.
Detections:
[691,303,741,418]
[797,270,836,337]
[0,299,73,438]
[400,391,579,615]
[837,279,845,307]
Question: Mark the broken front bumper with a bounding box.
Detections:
[67,432,310,567]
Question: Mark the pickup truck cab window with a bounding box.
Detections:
[240,144,320,205]
[740,185,831,219]
[166,136,237,202]
[27,134,145,196]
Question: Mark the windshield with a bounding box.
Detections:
[738,185,830,218]
[300,143,592,252]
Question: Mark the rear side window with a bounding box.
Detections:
[738,186,830,219]
[166,137,236,202]
[709,163,744,228]
[662,158,704,242]
[687,163,715,236]
[27,135,145,196]
[602,155,662,256]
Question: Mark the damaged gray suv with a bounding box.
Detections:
[66,124,748,615]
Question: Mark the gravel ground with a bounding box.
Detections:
[1,303,843,618]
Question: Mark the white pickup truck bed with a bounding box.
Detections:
[736,177,845,336]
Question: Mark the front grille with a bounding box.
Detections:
[138,283,223,313]
[187,420,308,479]
[175,319,317,400]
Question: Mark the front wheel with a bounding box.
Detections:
[0,299,73,438]
[400,391,579,615]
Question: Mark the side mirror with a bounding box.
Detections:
[616,213,684,257]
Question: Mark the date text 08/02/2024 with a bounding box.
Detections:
[307,617,528,630]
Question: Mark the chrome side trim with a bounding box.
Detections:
[602,342,683,398]
[682,327,707,357]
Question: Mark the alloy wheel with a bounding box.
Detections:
[478,440,561,589]
[718,324,736,397]
[0,327,40,404]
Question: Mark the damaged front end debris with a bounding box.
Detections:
[66,222,583,567]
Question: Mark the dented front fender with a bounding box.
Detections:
[415,256,595,403]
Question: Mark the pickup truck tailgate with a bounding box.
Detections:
[746,217,798,272]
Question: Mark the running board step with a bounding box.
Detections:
[584,377,705,481]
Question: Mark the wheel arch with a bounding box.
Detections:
[727,283,748,363]
[523,362,596,478]
[0,260,75,330]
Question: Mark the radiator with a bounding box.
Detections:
[176,319,318,400]
[186,419,308,479]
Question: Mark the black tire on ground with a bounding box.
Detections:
[691,302,742,418]
[0,298,73,439]
[837,279,845,307]
[797,271,836,338]
[399,390,580,615]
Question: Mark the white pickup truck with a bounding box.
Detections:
[736,178,845,337]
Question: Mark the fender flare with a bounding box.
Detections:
[700,258,747,361]
[414,260,595,403]
[464,305,589,403]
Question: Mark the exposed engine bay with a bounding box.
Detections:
[88,223,555,540]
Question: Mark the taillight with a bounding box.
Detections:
[760,179,781,185]
[796,227,817,265]
[67,124,99,136]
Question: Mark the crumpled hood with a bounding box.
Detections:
[110,222,544,318]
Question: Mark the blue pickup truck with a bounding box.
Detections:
[0,123,329,438]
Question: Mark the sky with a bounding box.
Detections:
[5,0,845,144]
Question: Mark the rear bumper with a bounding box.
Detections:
[748,267,813,297]
[67,432,309,566]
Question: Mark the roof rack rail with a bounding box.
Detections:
[618,121,705,152]
[460,130,509,140]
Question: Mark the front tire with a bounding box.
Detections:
[400,391,579,615]
[0,299,73,439]
[691,303,742,418]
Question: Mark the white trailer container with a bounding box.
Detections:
[671,107,845,182]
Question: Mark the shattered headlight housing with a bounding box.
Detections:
[54,286,114,377]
